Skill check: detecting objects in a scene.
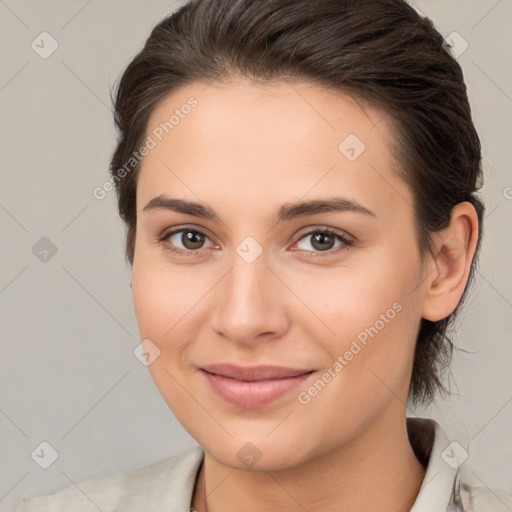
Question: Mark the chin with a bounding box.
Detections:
[205,440,309,472]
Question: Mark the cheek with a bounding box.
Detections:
[292,258,405,339]
[131,263,202,419]
[297,298,418,442]
[131,260,205,340]
[130,259,219,397]
[300,252,421,393]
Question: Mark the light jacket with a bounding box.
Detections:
[14,417,512,511]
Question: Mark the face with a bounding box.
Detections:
[131,80,427,471]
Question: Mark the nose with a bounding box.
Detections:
[210,249,290,345]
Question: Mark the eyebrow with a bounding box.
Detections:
[142,195,377,222]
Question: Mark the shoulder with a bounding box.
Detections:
[14,445,204,512]
[457,471,512,511]
[467,485,512,511]
[407,417,512,512]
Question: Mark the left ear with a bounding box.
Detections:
[421,201,479,322]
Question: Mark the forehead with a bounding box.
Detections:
[137,80,412,224]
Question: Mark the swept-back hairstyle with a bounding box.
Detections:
[109,0,484,406]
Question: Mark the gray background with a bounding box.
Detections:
[1,1,511,510]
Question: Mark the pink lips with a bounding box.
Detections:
[200,364,314,408]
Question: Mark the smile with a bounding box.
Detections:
[199,364,315,408]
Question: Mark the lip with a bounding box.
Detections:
[199,364,315,408]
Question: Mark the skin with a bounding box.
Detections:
[130,79,479,511]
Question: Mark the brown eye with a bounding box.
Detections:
[310,232,336,251]
[162,228,214,254]
[179,230,205,250]
[293,228,353,257]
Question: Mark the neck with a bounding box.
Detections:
[192,410,426,512]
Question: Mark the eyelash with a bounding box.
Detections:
[157,224,354,258]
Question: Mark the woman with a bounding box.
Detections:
[15,0,512,510]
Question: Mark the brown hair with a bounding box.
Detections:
[108,0,484,407]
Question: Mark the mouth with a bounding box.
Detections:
[199,364,315,408]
